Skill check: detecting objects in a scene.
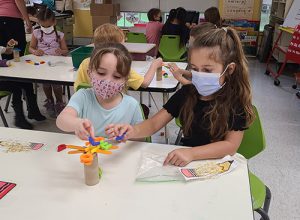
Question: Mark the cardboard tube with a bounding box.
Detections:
[84,153,100,186]
[156,66,162,81]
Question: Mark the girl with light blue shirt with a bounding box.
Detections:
[56,43,143,140]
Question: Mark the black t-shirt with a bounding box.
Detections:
[163,85,247,147]
[161,23,190,45]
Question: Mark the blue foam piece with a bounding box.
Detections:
[115,132,127,141]
[88,136,100,146]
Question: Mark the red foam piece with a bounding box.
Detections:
[57,144,67,152]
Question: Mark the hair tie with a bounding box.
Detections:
[222,27,227,33]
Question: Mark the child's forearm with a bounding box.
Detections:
[131,109,173,138]
[141,64,157,88]
[61,49,69,56]
[175,75,191,85]
[190,141,239,161]
[182,70,192,78]
[56,113,80,132]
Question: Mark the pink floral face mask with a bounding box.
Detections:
[91,76,125,99]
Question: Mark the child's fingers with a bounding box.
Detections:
[163,151,175,165]
[179,161,187,167]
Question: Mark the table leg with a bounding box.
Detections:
[140,91,143,104]
[67,86,71,100]
[163,93,169,144]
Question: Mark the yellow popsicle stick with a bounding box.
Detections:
[96,149,112,154]
[68,150,83,154]
[66,145,85,151]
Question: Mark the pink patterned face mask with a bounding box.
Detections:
[91,76,125,99]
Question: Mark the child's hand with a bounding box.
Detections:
[163,148,195,167]
[151,57,163,69]
[168,63,182,79]
[74,119,95,140]
[105,124,133,142]
[34,49,44,56]
[7,39,18,47]
[55,48,63,55]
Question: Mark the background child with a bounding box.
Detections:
[204,7,222,28]
[168,22,217,85]
[74,23,162,92]
[106,27,255,167]
[57,43,144,139]
[162,7,190,46]
[146,8,163,56]
[29,7,69,117]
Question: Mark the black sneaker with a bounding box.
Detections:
[14,117,33,130]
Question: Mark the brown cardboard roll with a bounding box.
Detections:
[156,66,162,81]
[84,153,100,186]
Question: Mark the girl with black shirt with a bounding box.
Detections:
[106,27,255,167]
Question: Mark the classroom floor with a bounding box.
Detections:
[1,58,300,219]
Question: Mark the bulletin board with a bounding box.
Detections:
[219,0,262,21]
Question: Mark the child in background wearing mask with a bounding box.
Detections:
[145,8,163,56]
[29,7,68,117]
[106,27,255,167]
[168,22,216,85]
[56,43,144,140]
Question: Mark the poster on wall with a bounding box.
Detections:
[222,0,254,20]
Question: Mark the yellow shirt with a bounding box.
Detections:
[74,58,144,91]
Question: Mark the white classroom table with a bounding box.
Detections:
[88,42,156,54]
[0,127,254,220]
[0,54,75,98]
[0,56,186,143]
[0,54,75,85]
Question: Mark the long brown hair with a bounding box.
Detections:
[89,42,132,79]
[180,27,255,141]
[204,7,222,28]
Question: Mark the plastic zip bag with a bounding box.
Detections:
[135,151,185,182]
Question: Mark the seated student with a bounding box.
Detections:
[146,8,163,56]
[0,39,46,129]
[204,7,222,28]
[168,22,216,85]
[56,43,144,139]
[106,27,255,167]
[162,7,190,46]
[74,24,162,91]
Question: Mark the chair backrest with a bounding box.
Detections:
[158,35,187,61]
[0,91,11,98]
[126,32,147,43]
[76,83,91,92]
[237,106,266,159]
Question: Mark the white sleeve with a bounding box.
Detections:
[0,46,6,55]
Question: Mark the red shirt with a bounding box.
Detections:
[146,21,163,55]
[0,0,22,19]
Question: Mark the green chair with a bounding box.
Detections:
[174,106,271,220]
[126,32,147,43]
[158,35,187,62]
[0,91,11,127]
[76,83,151,142]
[237,106,271,220]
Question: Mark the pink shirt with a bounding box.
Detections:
[0,0,22,19]
[146,21,163,55]
[33,29,64,56]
